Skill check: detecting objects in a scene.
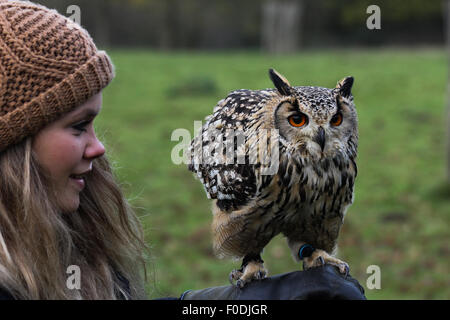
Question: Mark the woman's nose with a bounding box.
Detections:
[84,134,106,160]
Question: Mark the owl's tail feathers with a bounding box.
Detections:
[212,214,246,259]
[211,206,253,259]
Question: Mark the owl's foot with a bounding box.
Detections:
[229,261,267,288]
[229,254,267,288]
[229,268,243,285]
[302,249,349,277]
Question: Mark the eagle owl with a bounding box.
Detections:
[188,69,358,287]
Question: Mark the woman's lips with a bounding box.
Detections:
[70,175,85,190]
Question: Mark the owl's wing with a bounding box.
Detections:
[189,162,257,211]
[188,89,276,211]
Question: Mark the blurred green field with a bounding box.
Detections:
[97,48,449,300]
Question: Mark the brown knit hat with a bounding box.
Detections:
[0,0,115,152]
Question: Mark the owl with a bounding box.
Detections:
[188,69,358,287]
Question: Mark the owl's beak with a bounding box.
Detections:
[314,127,326,151]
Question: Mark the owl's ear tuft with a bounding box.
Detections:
[336,76,354,98]
[269,68,292,96]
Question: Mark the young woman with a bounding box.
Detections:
[0,0,365,301]
[0,0,147,299]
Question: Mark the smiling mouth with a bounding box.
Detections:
[69,169,91,180]
[69,171,90,190]
[69,174,85,180]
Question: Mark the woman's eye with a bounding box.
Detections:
[330,112,343,126]
[288,113,308,127]
[72,121,90,133]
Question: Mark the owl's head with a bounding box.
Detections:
[269,69,358,162]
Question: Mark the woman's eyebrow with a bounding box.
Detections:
[65,108,100,125]
[72,108,100,119]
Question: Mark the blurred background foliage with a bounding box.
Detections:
[36,0,444,49]
[33,0,450,299]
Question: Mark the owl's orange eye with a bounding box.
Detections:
[330,112,343,126]
[288,114,308,127]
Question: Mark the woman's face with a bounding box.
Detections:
[32,92,105,213]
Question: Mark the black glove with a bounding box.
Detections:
[181,264,366,300]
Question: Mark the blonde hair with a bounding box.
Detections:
[0,138,148,299]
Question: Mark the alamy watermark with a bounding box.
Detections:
[171,121,280,175]
[66,264,81,290]
[66,5,81,28]
[366,5,381,30]
[65,262,382,291]
[366,264,381,290]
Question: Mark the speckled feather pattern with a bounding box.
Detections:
[188,75,358,263]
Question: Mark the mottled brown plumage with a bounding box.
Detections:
[188,69,358,287]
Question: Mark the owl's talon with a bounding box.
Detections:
[302,248,349,277]
[229,260,267,288]
[255,269,267,280]
[229,269,243,286]
[316,256,325,266]
[236,279,245,288]
[339,263,350,278]
[228,274,234,285]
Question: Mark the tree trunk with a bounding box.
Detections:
[261,0,303,54]
[446,0,450,182]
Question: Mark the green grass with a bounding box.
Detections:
[97,48,449,300]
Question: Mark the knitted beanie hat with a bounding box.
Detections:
[0,0,115,152]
